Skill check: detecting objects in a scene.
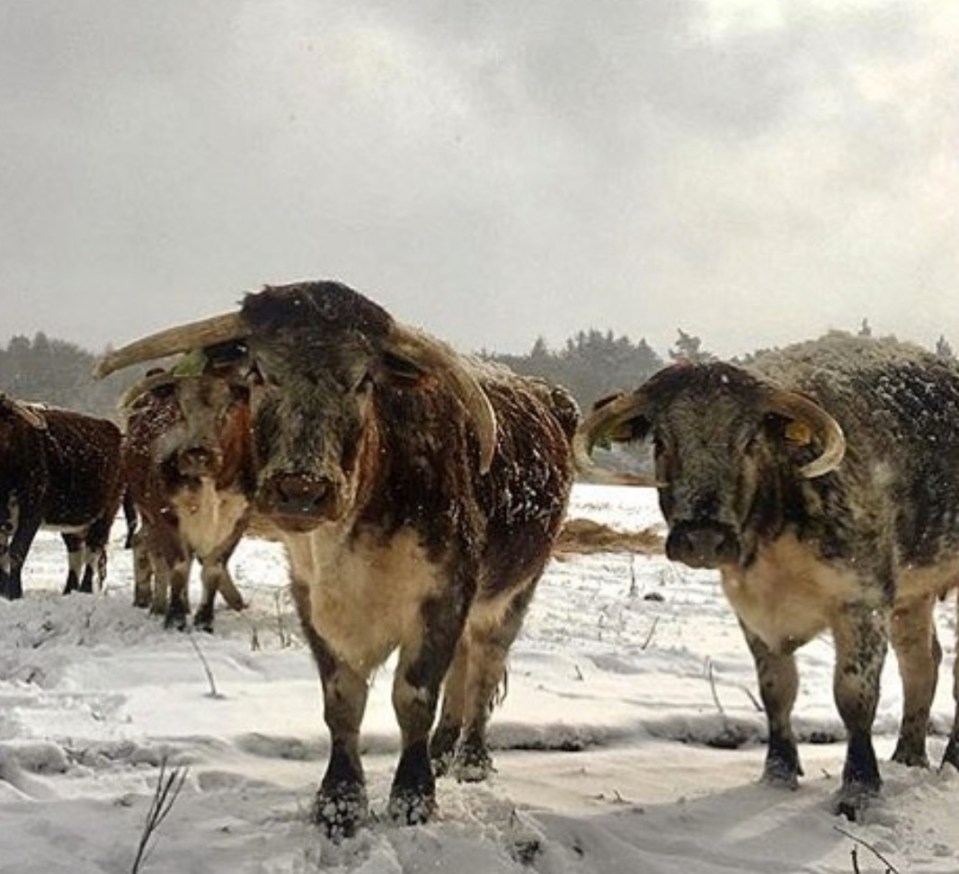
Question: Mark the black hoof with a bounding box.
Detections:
[833,784,880,822]
[387,789,436,826]
[164,610,188,631]
[313,784,368,841]
[429,726,460,778]
[891,741,929,768]
[452,744,495,784]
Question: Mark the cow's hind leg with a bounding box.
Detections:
[942,594,959,770]
[132,530,154,609]
[430,637,469,776]
[831,603,887,820]
[451,581,537,784]
[890,595,939,767]
[389,591,468,825]
[62,533,85,594]
[739,620,803,788]
[80,513,114,593]
[291,579,370,840]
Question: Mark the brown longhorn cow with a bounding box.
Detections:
[576,333,959,820]
[121,362,255,631]
[96,280,578,838]
[0,394,124,599]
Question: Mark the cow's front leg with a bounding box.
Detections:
[162,555,192,630]
[739,620,803,788]
[390,593,467,825]
[131,530,155,609]
[3,514,40,600]
[831,602,887,820]
[290,578,370,839]
[889,595,939,767]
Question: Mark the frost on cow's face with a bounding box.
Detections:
[610,365,803,570]
[249,332,380,531]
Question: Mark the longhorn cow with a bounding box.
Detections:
[120,362,255,630]
[97,280,579,837]
[576,333,959,819]
[0,394,124,598]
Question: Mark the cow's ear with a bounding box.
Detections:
[380,351,428,385]
[591,394,651,444]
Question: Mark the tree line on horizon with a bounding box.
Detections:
[0,321,955,421]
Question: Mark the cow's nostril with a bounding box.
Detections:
[182,447,213,464]
[274,475,332,509]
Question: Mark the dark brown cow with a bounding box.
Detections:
[0,394,124,599]
[576,333,959,820]
[97,280,578,838]
[121,364,256,631]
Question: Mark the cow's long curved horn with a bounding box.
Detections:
[386,323,498,474]
[3,397,47,430]
[117,370,180,411]
[95,312,248,378]
[762,388,845,478]
[572,391,660,487]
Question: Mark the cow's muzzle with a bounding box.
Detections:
[260,472,340,528]
[665,520,740,569]
[178,446,222,478]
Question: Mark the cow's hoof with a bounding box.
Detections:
[761,760,802,790]
[313,785,368,841]
[833,784,879,822]
[193,612,214,634]
[429,726,460,778]
[940,738,959,771]
[387,789,436,826]
[891,742,929,768]
[163,611,188,632]
[452,743,494,784]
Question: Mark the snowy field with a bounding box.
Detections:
[2,485,958,873]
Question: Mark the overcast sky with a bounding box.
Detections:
[1,0,956,359]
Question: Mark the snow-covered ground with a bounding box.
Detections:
[2,485,958,873]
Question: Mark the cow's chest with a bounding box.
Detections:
[720,534,862,652]
[170,482,248,557]
[285,529,445,675]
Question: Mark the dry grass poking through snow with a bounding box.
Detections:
[553,517,663,556]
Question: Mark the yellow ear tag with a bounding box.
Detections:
[785,420,813,445]
[171,349,208,378]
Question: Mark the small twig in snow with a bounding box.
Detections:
[834,825,902,874]
[740,685,764,712]
[130,757,189,874]
[640,616,660,651]
[628,555,638,598]
[188,633,223,699]
[705,657,725,717]
[573,663,584,681]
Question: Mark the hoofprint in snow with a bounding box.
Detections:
[1,486,957,873]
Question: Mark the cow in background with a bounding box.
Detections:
[96,280,579,838]
[121,359,255,631]
[0,393,124,598]
[575,333,959,820]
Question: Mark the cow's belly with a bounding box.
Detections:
[720,533,862,652]
[286,529,446,675]
[896,558,959,604]
[171,483,249,557]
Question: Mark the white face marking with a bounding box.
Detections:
[169,482,249,558]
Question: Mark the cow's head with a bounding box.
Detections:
[574,362,845,569]
[122,366,251,482]
[98,281,496,532]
